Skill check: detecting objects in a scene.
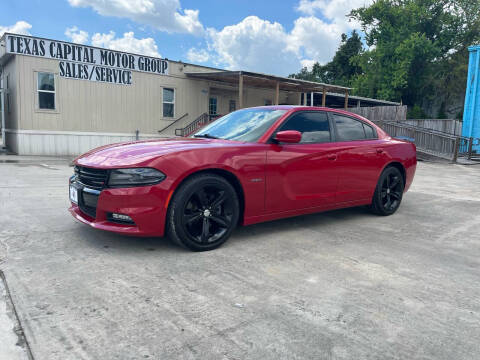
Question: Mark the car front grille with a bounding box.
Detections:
[75,166,108,189]
[79,189,100,218]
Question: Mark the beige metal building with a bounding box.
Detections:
[0,33,396,156]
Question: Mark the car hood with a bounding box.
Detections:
[75,137,239,168]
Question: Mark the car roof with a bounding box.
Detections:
[249,105,358,113]
[248,105,370,120]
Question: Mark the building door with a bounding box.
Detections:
[229,99,236,113]
[209,97,217,120]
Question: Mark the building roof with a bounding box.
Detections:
[185,70,351,94]
[186,70,400,106]
[324,92,401,106]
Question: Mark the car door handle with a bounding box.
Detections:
[327,155,337,161]
[376,148,384,154]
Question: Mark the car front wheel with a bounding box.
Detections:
[370,166,404,216]
[167,173,239,251]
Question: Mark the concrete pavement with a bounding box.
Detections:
[0,156,479,359]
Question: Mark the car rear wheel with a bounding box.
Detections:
[167,174,239,251]
[370,166,404,216]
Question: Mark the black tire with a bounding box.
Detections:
[370,166,405,216]
[167,173,239,251]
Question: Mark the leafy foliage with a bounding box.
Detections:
[407,104,427,119]
[290,0,480,115]
[289,31,364,87]
[349,0,480,106]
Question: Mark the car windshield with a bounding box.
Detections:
[193,108,287,142]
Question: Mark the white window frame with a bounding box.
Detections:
[162,87,175,118]
[37,72,56,111]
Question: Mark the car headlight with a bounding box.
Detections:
[108,168,166,187]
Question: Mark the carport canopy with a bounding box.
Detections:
[185,70,352,109]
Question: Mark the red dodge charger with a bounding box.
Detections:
[69,106,416,251]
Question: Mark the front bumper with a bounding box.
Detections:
[69,179,169,237]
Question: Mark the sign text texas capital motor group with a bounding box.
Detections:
[5,34,169,85]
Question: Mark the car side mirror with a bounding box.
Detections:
[274,130,302,144]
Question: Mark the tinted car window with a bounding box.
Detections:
[363,123,375,138]
[279,112,331,143]
[334,115,366,141]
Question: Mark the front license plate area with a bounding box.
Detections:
[69,185,78,204]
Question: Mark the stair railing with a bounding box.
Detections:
[175,112,211,137]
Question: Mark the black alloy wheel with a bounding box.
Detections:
[167,174,239,251]
[370,166,404,216]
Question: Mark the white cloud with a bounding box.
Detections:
[296,0,373,32]
[287,16,343,65]
[203,1,372,76]
[296,0,322,15]
[300,59,316,71]
[91,31,161,57]
[186,48,210,63]
[0,20,32,36]
[68,0,203,35]
[65,26,89,44]
[207,16,299,75]
[205,15,340,75]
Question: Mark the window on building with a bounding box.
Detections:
[6,74,11,113]
[38,72,55,110]
[162,88,175,118]
[209,97,217,115]
[333,115,368,141]
[229,99,236,112]
[278,111,331,143]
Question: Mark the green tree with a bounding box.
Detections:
[289,0,480,116]
[349,0,480,107]
[289,31,364,87]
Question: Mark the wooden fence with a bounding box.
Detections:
[348,107,462,137]
[349,105,407,121]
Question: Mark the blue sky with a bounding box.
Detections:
[1,0,370,76]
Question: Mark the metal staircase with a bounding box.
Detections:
[175,113,214,137]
